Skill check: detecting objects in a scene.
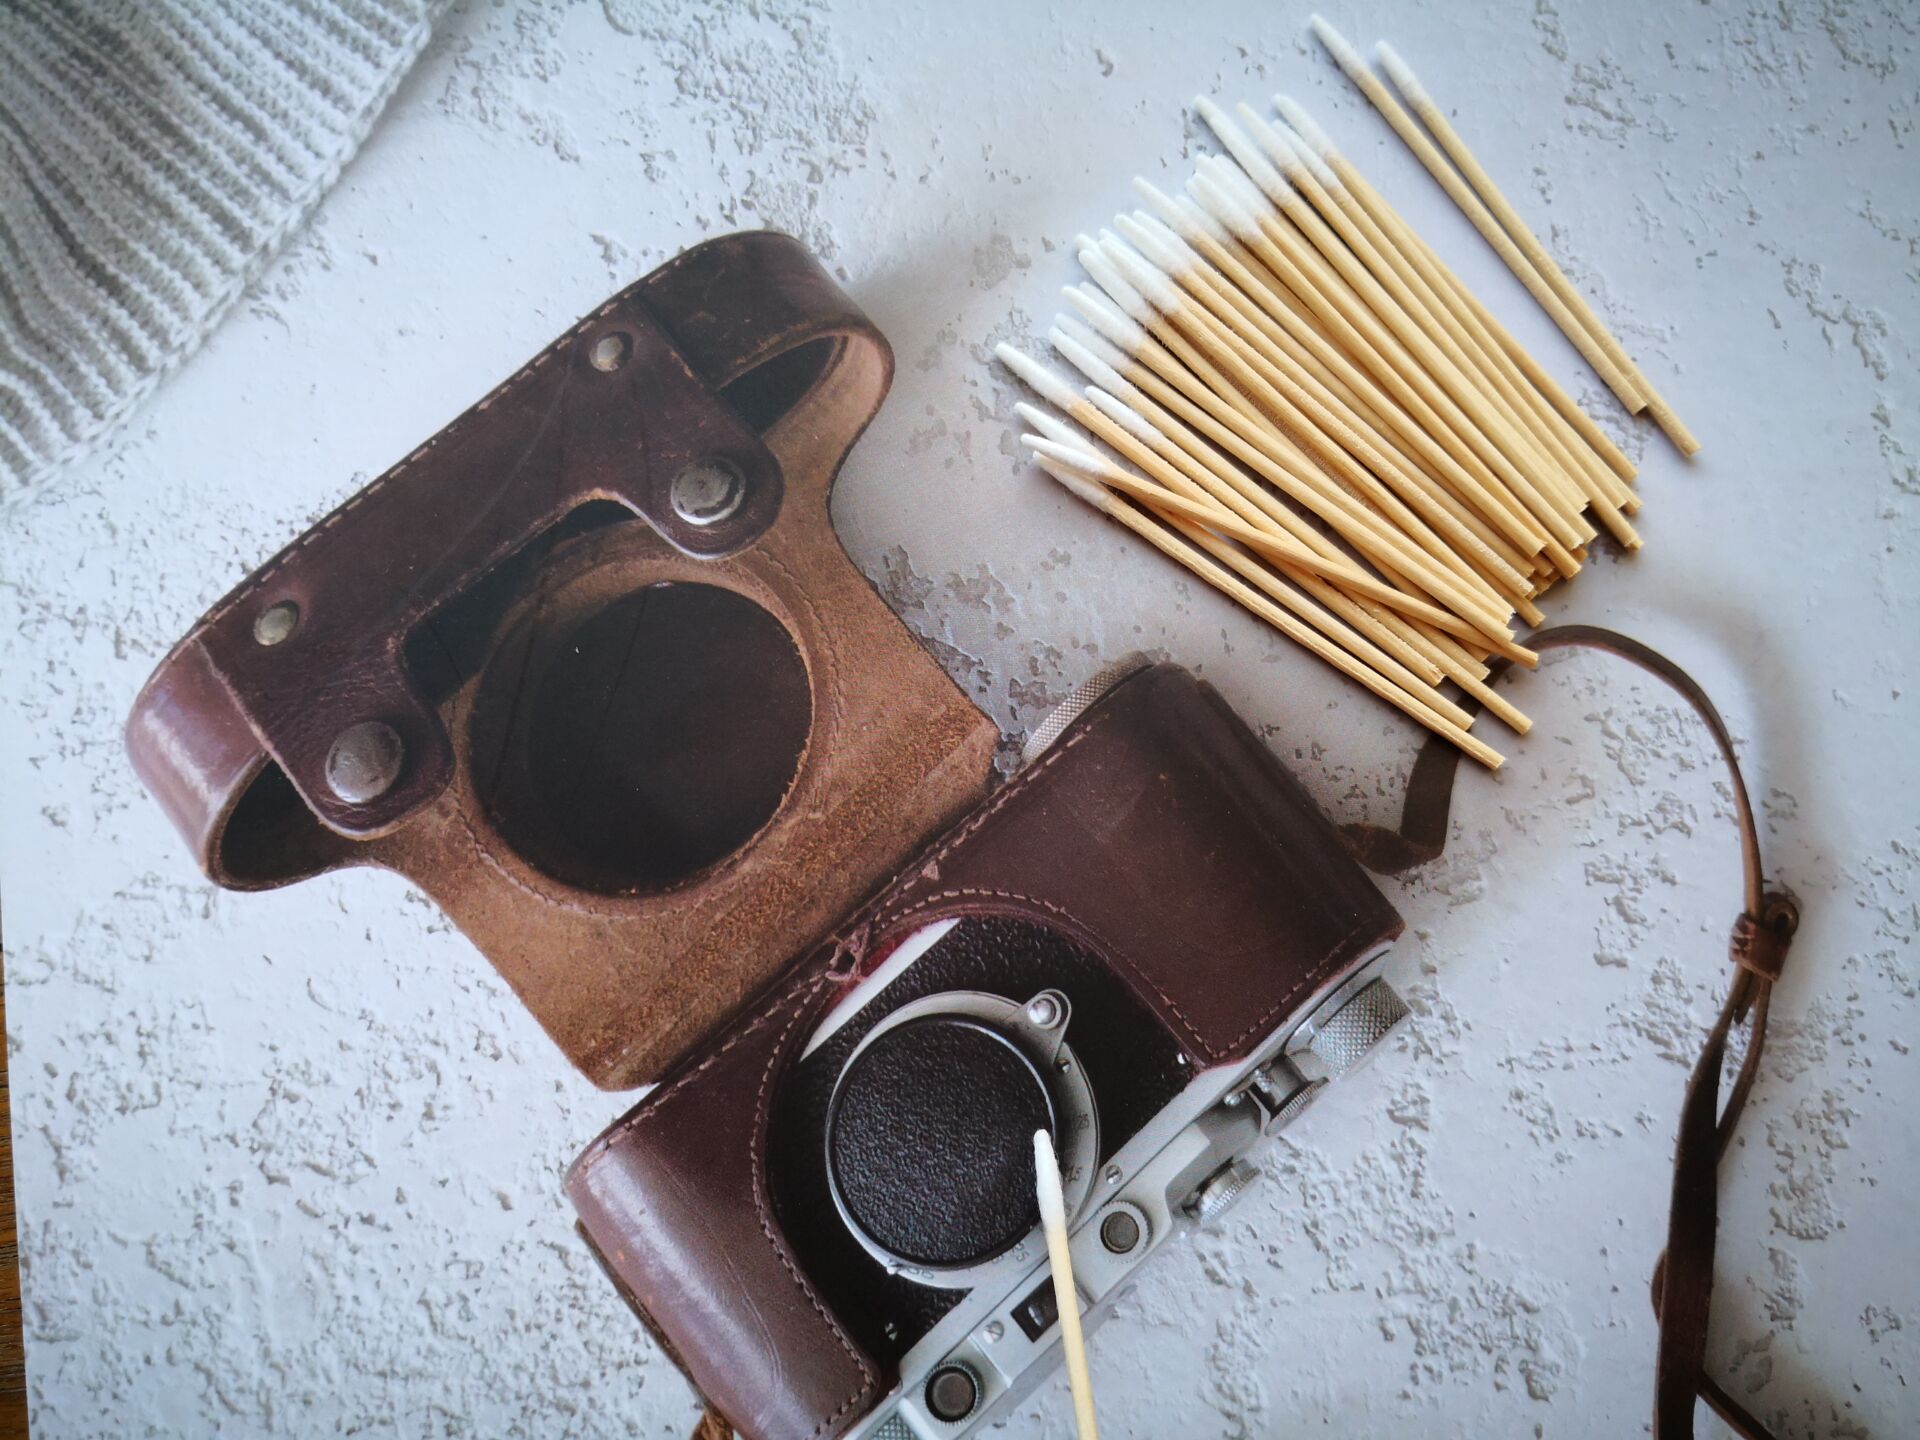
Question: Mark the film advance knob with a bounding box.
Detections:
[1306,977,1411,1077]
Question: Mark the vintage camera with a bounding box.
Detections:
[126,233,1409,1440]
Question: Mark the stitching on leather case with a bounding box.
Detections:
[577,970,826,1161]
[874,886,1221,1058]
[573,968,876,1436]
[1213,914,1384,1055]
[903,690,1114,879]
[874,886,1384,1064]
[749,974,879,1435]
[198,289,641,636]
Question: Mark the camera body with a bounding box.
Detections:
[126,233,1407,1440]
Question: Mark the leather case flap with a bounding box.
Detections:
[125,232,1001,1088]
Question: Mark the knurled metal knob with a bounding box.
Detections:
[924,1360,982,1423]
[1306,977,1410,1077]
[1020,654,1150,764]
[1264,1075,1328,1133]
[1183,1157,1258,1226]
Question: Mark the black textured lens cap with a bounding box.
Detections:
[827,1014,1056,1269]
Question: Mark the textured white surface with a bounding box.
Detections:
[2,1,1916,1436]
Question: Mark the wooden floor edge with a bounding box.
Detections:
[0,944,29,1439]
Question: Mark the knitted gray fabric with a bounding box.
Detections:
[0,0,441,493]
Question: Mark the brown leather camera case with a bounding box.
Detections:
[568,663,1404,1439]
[125,232,1000,1090]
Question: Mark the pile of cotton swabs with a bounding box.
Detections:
[996,30,1690,768]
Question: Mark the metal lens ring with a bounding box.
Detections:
[823,989,1099,1290]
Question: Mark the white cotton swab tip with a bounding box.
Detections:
[1033,454,1111,510]
[996,343,1083,413]
[1188,169,1260,245]
[1374,42,1429,105]
[1085,387,1160,444]
[1274,95,1336,160]
[1113,213,1195,279]
[1262,110,1340,191]
[1034,1129,1100,1440]
[1014,401,1094,453]
[1063,284,1148,354]
[1173,194,1233,248]
[1052,313,1130,374]
[1049,325,1130,396]
[1193,102,1290,204]
[1023,434,1113,477]
[1309,14,1368,76]
[1134,177,1221,248]
[1079,249,1157,327]
[1236,102,1305,177]
[1098,237,1183,313]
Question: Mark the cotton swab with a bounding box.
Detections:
[990,52,1665,760]
[1034,1130,1100,1440]
[1309,17,1656,430]
[1187,157,1587,577]
[1370,42,1699,456]
[1270,94,1640,492]
[1028,452,1507,767]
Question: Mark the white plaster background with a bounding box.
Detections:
[1,0,1916,1435]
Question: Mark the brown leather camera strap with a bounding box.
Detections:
[1342,624,1798,1440]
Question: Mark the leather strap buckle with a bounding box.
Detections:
[1730,894,1798,984]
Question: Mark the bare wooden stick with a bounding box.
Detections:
[1048,307,1507,679]
[1172,168,1550,547]
[1273,97,1642,499]
[1031,439,1538,728]
[1080,248,1523,643]
[1168,173,1550,546]
[1098,232,1524,609]
[1013,374,1509,709]
[1049,311,1516,681]
[1194,105,1594,557]
[1236,103,1601,538]
[1028,414,1459,700]
[1031,434,1503,646]
[1113,213,1547,594]
[1373,43,1699,457]
[1033,437,1483,718]
[1410,219,1642,489]
[1127,187,1553,621]
[1059,289,1505,675]
[1004,360,1488,698]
